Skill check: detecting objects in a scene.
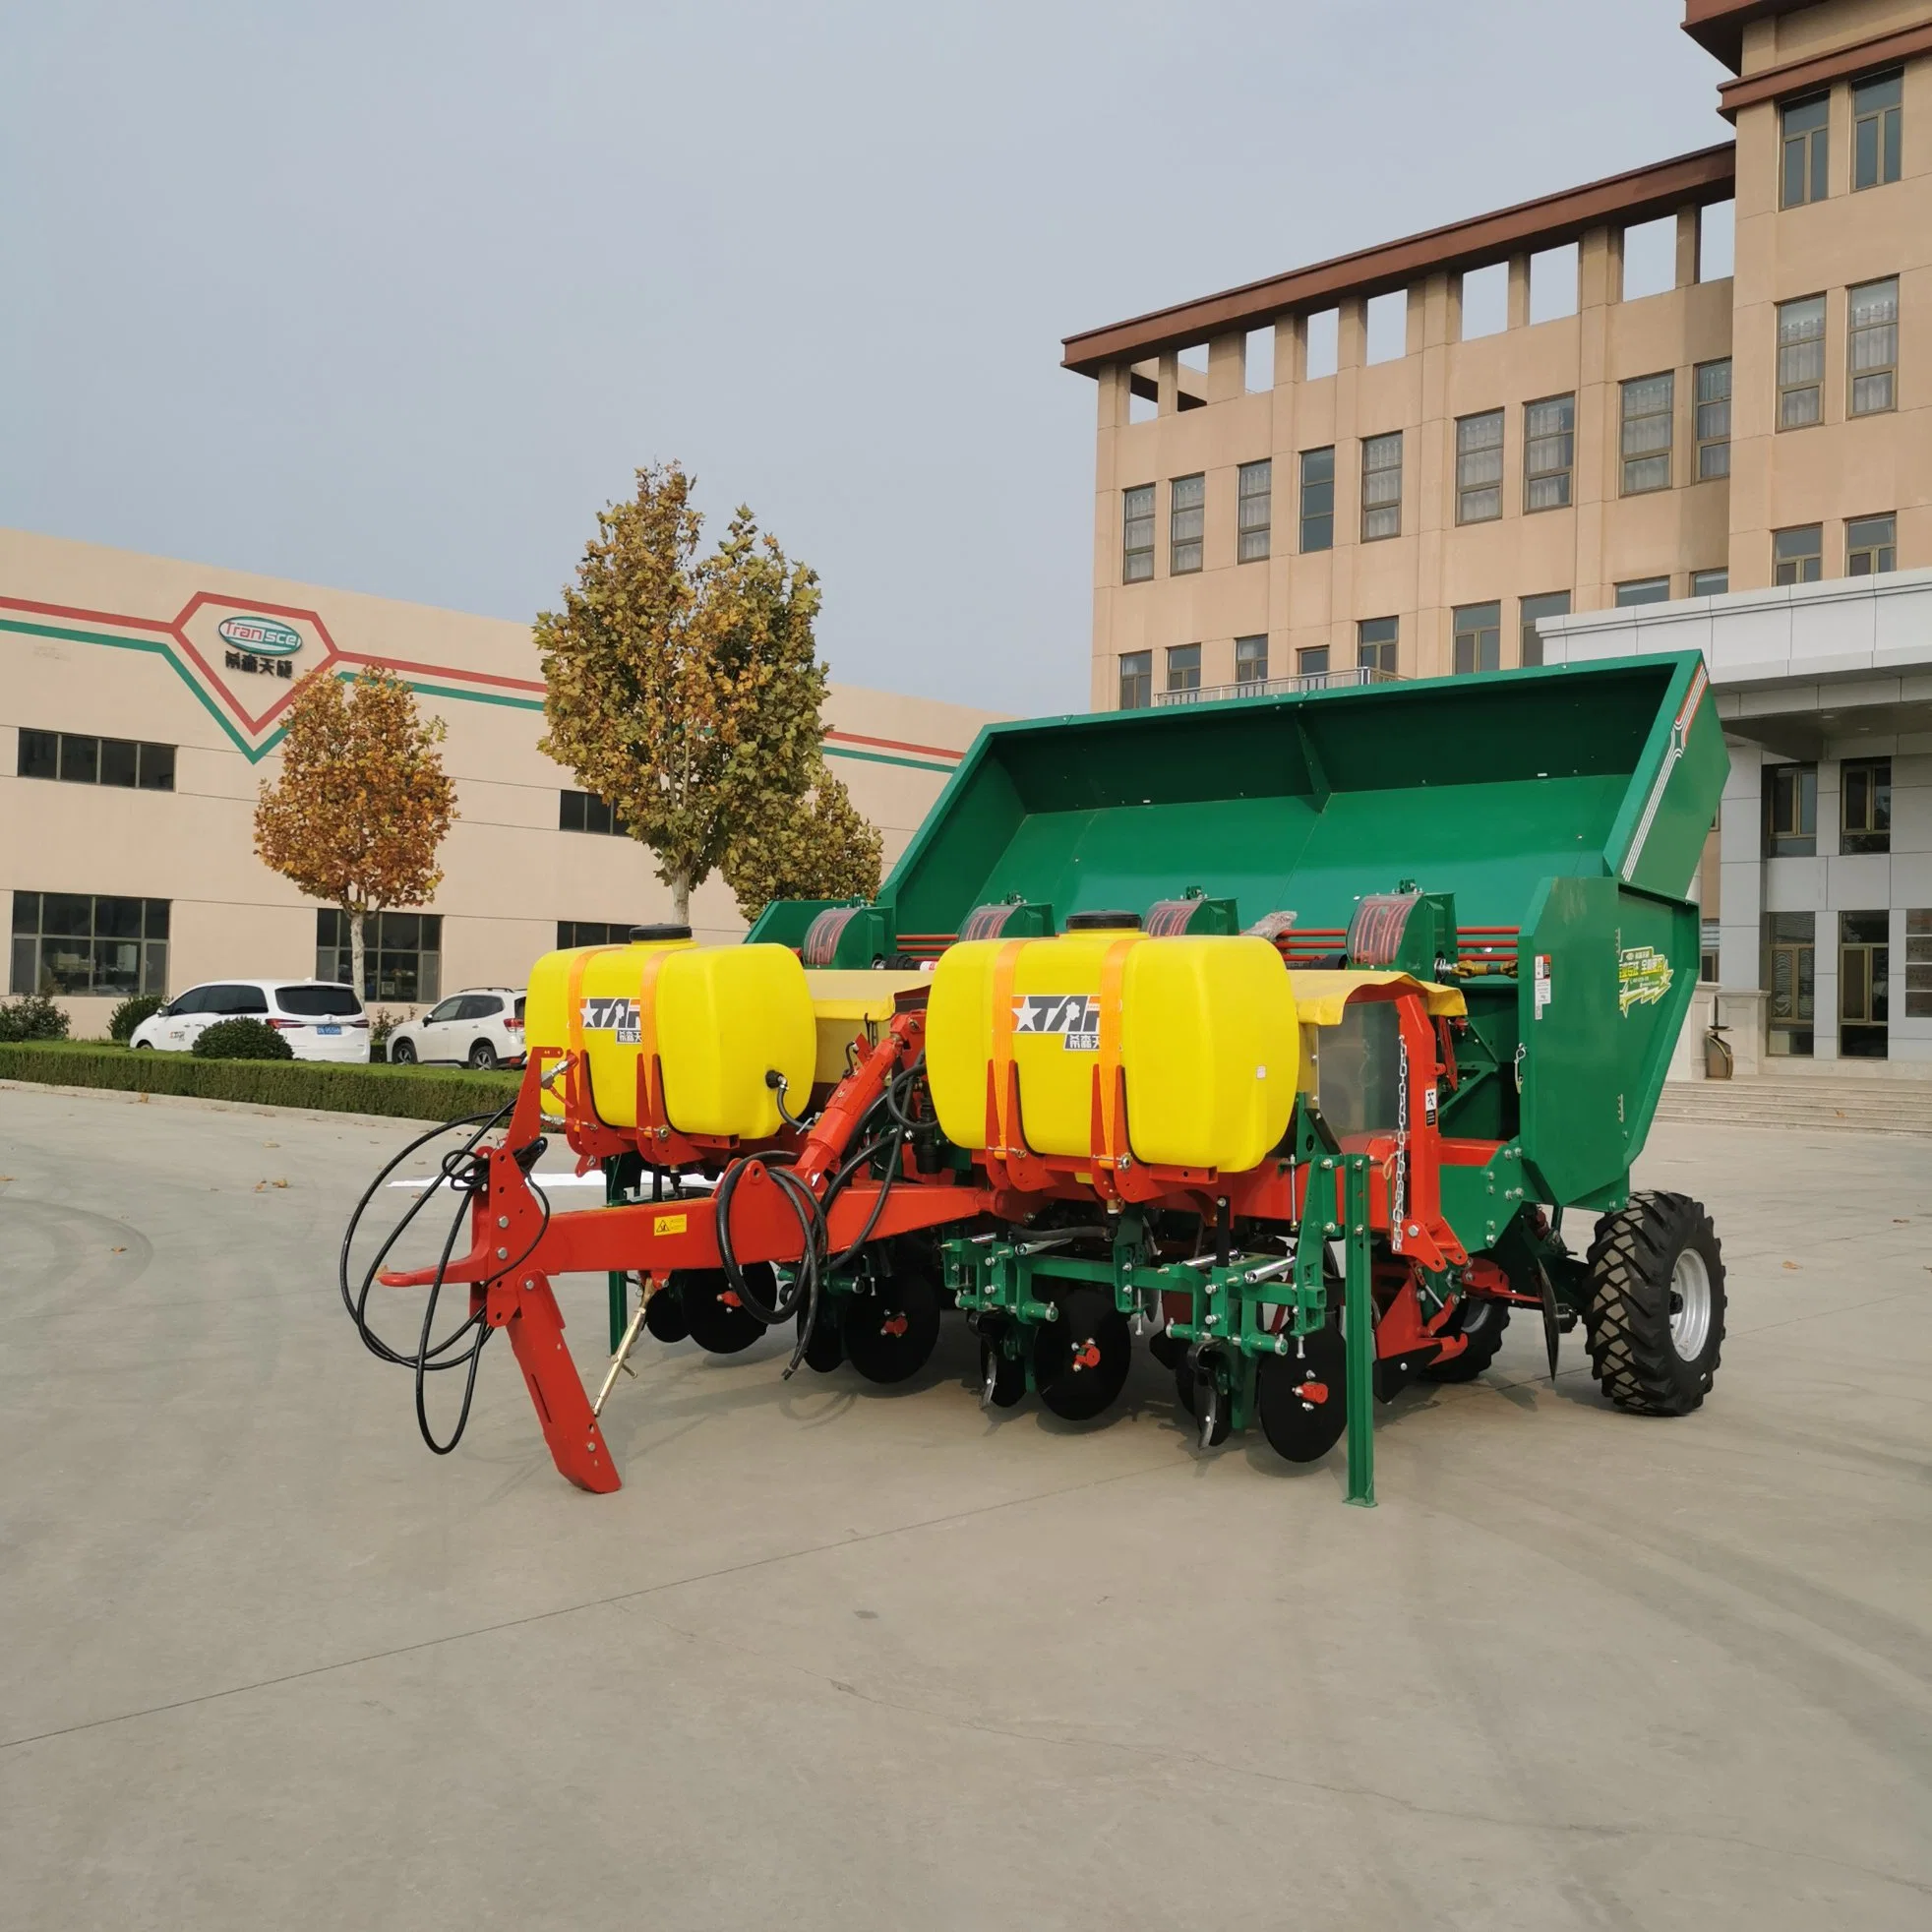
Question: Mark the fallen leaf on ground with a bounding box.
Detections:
[1782,1260,1800,1270]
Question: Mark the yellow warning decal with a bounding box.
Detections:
[653,1212,689,1237]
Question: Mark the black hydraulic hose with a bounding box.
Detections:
[338,1100,552,1457]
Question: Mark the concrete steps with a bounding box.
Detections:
[1655,1078,1932,1136]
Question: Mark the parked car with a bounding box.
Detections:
[131,980,370,1062]
[384,989,525,1068]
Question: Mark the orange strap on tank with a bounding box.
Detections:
[988,939,1029,1156]
[634,945,674,1128]
[565,945,632,1123]
[1094,937,1136,1168]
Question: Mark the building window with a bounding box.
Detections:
[1777,295,1826,428]
[10,891,169,997]
[1847,513,1896,575]
[1766,911,1815,1057]
[1118,651,1152,711]
[317,910,442,1002]
[1841,757,1891,856]
[1853,72,1902,191]
[1694,360,1731,479]
[1455,411,1504,524]
[560,788,626,835]
[1616,577,1671,607]
[558,922,634,949]
[1122,484,1155,582]
[1523,394,1574,511]
[1764,762,1817,857]
[1773,524,1823,585]
[1298,646,1331,679]
[1841,910,1890,1057]
[1452,601,1501,675]
[1700,919,1721,986]
[1619,374,1673,493]
[1848,277,1898,416]
[1299,448,1335,552]
[1166,643,1200,694]
[1235,635,1269,685]
[1781,94,1830,208]
[1237,461,1271,562]
[1518,591,1569,667]
[1170,474,1205,574]
[15,729,175,790]
[1358,617,1398,675]
[1691,568,1729,597]
[1361,432,1403,540]
[1906,910,1932,1019]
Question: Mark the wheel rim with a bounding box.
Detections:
[1668,1248,1712,1359]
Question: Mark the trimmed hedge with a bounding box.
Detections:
[0,1041,520,1122]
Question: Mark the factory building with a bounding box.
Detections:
[1,527,998,1035]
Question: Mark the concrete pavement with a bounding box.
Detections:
[1,1087,1928,1930]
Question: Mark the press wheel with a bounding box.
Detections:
[1255,1324,1349,1464]
[841,1267,941,1384]
[1033,1287,1132,1421]
[796,1296,845,1373]
[678,1269,769,1356]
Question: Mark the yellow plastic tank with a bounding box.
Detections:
[523,936,816,1138]
[925,931,1298,1173]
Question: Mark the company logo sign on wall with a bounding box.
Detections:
[217,615,304,657]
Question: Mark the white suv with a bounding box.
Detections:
[385,989,526,1069]
[131,981,370,1062]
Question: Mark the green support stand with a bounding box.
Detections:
[1342,1155,1376,1508]
[603,1157,629,1353]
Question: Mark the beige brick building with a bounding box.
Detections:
[1068,0,1929,706]
[1066,0,1932,1072]
[1,528,999,1035]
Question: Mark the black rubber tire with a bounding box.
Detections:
[642,1281,690,1345]
[389,1037,416,1065]
[678,1268,769,1356]
[467,1039,497,1070]
[1583,1191,1725,1415]
[1033,1287,1132,1421]
[1255,1324,1348,1463]
[1422,1298,1512,1383]
[841,1268,941,1384]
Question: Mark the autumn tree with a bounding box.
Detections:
[536,462,876,926]
[254,668,457,996]
[721,759,883,921]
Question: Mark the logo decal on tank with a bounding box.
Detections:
[1011,994,1100,1052]
[579,996,641,1044]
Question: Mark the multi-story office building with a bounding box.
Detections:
[1064,0,1931,1071]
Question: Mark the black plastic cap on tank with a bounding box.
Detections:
[1062,910,1142,932]
[629,924,693,941]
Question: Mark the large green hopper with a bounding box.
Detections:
[755,651,1723,1214]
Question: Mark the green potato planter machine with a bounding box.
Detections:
[349,651,1727,1505]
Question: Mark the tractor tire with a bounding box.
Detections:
[1422,1298,1511,1383]
[1583,1191,1725,1416]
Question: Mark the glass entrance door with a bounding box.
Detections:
[1840,910,1890,1058]
[1766,913,1814,1057]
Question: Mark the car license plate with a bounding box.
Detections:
[318,1025,342,1036]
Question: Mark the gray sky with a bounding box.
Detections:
[1,1,1732,713]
